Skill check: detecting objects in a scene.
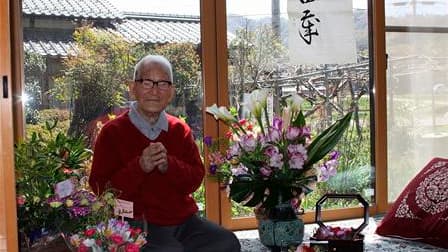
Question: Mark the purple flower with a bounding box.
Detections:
[240,134,257,152]
[300,127,311,138]
[289,154,306,169]
[286,126,301,140]
[319,159,339,182]
[329,150,340,160]
[203,136,213,147]
[268,128,282,142]
[287,144,307,156]
[231,164,249,176]
[209,164,218,175]
[259,167,273,177]
[272,116,283,130]
[227,143,240,157]
[269,153,284,168]
[264,145,280,157]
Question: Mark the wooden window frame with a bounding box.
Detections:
[212,0,389,230]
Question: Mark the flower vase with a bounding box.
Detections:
[256,203,304,252]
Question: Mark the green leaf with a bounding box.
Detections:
[307,112,353,166]
[229,176,254,203]
[243,182,266,207]
[262,186,279,209]
[292,111,306,127]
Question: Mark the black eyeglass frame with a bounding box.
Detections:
[134,79,173,90]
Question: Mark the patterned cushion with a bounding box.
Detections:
[376,157,448,248]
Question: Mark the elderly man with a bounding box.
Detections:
[89,54,241,252]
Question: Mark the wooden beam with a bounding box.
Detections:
[201,0,221,225]
[0,0,19,251]
[371,0,388,213]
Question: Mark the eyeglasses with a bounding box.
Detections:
[135,79,172,90]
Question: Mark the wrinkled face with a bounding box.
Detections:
[129,62,175,117]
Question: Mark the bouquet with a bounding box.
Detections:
[205,89,352,213]
[15,121,116,249]
[69,218,147,252]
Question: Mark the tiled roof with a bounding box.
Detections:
[22,11,203,56]
[24,40,77,57]
[22,0,123,19]
[23,29,78,56]
[115,13,201,44]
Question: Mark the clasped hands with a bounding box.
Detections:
[139,142,168,173]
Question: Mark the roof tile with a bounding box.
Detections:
[23,0,123,19]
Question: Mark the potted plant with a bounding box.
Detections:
[15,121,113,250]
[205,89,352,251]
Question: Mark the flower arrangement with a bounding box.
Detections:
[69,218,147,252]
[205,89,352,213]
[15,121,117,248]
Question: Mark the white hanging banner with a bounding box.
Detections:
[287,0,357,65]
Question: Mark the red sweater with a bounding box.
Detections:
[89,112,205,225]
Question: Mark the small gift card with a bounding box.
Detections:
[114,199,134,219]
[55,178,76,198]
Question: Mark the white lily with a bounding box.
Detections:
[206,104,236,123]
[282,107,291,130]
[82,238,96,247]
[286,94,304,114]
[245,89,269,119]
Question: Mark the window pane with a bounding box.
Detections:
[386,38,448,201]
[226,0,373,217]
[22,0,205,214]
[386,1,448,202]
[386,0,448,27]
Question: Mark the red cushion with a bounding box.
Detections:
[376,157,448,248]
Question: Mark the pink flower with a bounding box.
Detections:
[16,195,26,205]
[289,154,306,169]
[296,244,314,252]
[240,134,257,152]
[269,153,284,168]
[78,244,89,252]
[130,227,142,237]
[84,228,96,237]
[286,126,301,140]
[268,128,282,142]
[260,167,272,177]
[126,243,141,252]
[63,168,73,174]
[110,234,124,244]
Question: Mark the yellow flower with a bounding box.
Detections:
[32,196,40,204]
[91,201,103,212]
[65,199,74,207]
[50,201,63,208]
[230,157,240,165]
[80,198,89,206]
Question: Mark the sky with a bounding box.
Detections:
[108,0,368,16]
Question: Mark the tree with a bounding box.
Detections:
[53,26,143,139]
[227,23,285,112]
[150,43,202,132]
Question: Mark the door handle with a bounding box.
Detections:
[2,75,7,98]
